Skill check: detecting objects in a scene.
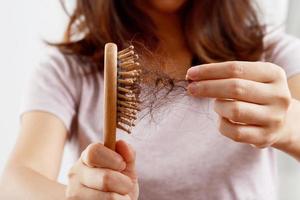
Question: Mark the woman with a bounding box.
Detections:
[1,0,300,199]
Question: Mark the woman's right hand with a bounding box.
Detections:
[66,140,139,200]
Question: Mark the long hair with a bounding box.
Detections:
[54,0,265,72]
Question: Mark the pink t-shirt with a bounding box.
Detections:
[20,32,300,200]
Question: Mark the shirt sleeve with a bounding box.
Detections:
[265,30,300,78]
[19,49,82,132]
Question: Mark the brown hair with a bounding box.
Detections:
[55,0,265,72]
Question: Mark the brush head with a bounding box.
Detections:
[117,45,142,134]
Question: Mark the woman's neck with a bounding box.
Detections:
[148,10,192,79]
[135,3,193,79]
[147,9,186,51]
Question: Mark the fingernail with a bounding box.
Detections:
[186,67,198,80]
[185,74,189,80]
[187,82,198,95]
[120,161,126,171]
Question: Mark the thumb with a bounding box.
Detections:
[115,140,137,181]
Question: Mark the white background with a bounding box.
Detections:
[0,0,299,199]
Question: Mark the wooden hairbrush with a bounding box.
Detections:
[103,43,141,151]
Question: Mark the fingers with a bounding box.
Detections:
[78,165,134,195]
[218,117,278,148]
[116,140,137,180]
[214,99,273,126]
[187,78,272,104]
[81,143,126,171]
[186,61,283,83]
[186,61,290,149]
[66,180,131,200]
[67,141,138,199]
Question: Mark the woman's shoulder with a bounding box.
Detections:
[264,29,300,78]
[21,47,89,131]
[264,29,300,52]
[36,47,85,80]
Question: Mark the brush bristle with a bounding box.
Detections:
[117,45,141,134]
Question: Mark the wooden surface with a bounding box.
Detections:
[103,43,118,151]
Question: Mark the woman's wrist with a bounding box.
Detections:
[272,98,300,161]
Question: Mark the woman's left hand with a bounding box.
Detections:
[186,61,292,148]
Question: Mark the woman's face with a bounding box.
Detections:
[138,0,188,14]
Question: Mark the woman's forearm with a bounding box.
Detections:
[273,99,300,161]
[0,165,66,200]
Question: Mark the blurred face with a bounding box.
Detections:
[136,0,188,14]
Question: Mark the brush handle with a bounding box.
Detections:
[103,43,118,151]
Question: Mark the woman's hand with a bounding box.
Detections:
[66,140,139,200]
[186,61,292,148]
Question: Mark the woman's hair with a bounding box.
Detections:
[53,0,268,120]
[55,0,265,72]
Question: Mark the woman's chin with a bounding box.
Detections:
[146,0,188,14]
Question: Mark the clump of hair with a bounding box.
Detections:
[126,41,189,121]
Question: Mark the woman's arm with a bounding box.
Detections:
[0,111,68,199]
[0,111,139,200]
